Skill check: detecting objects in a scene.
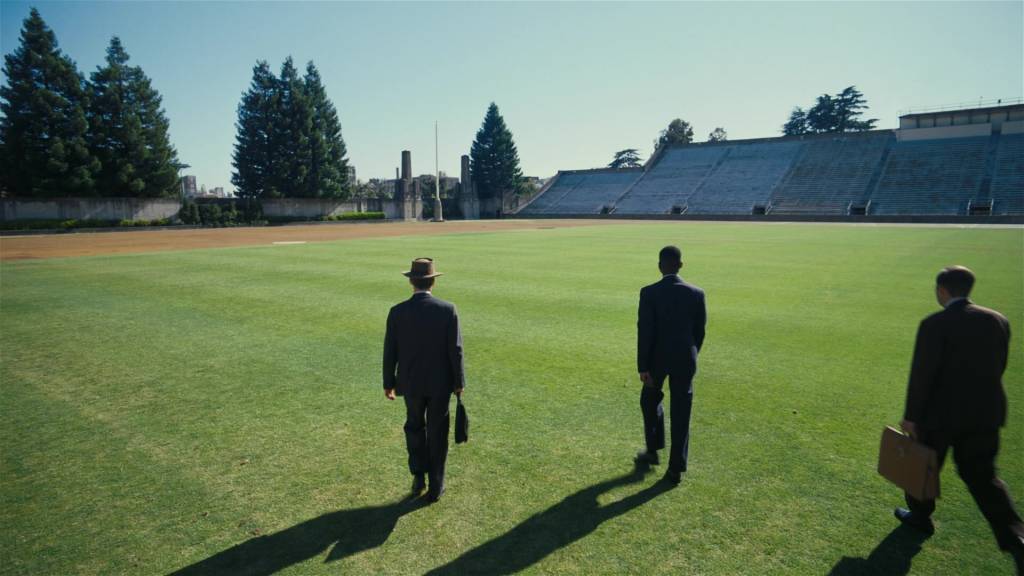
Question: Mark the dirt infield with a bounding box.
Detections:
[0,219,617,260]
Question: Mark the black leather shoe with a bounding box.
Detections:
[411,474,426,495]
[894,507,934,535]
[427,484,446,503]
[662,470,681,485]
[1009,542,1023,575]
[634,450,660,466]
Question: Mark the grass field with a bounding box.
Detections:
[1,221,1022,575]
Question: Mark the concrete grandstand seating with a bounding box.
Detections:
[870,136,988,215]
[613,147,727,214]
[685,141,802,214]
[519,128,1017,218]
[519,169,640,215]
[770,133,894,214]
[991,133,1024,215]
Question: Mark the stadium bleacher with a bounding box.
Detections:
[520,169,641,215]
[684,141,802,214]
[991,133,1024,215]
[518,103,1024,218]
[870,136,989,215]
[770,134,894,215]
[612,147,727,214]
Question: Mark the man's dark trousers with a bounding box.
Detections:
[906,428,1024,551]
[641,372,693,473]
[404,394,451,488]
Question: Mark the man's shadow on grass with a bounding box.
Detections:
[425,467,672,576]
[827,524,930,576]
[169,496,427,576]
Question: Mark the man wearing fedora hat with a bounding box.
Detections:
[383,258,465,502]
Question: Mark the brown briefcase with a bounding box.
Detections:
[878,425,940,501]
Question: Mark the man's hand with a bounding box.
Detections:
[454,387,463,397]
[385,388,396,401]
[639,372,652,387]
[900,419,917,439]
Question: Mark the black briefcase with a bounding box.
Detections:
[455,396,469,444]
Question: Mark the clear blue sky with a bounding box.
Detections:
[2,1,1021,193]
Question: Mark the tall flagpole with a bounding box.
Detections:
[434,121,444,222]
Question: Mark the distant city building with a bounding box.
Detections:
[181,175,197,197]
[210,187,225,198]
[346,166,356,186]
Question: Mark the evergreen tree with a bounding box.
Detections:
[232,61,278,199]
[470,102,523,199]
[782,107,810,136]
[783,86,877,135]
[269,57,312,197]
[654,118,694,150]
[608,149,643,169]
[0,8,99,197]
[707,127,728,142]
[303,62,350,198]
[87,37,180,197]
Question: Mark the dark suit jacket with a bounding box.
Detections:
[637,274,707,378]
[904,299,1010,433]
[383,292,465,397]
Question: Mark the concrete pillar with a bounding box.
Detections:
[459,154,479,219]
[401,151,412,181]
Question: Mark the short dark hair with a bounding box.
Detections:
[659,245,682,272]
[410,276,435,291]
[936,265,974,298]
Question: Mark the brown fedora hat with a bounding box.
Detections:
[403,258,444,278]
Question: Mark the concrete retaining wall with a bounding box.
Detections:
[261,198,383,218]
[1,198,181,221]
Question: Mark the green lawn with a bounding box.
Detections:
[2,222,1022,575]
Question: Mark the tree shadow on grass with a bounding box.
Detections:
[425,467,672,575]
[827,524,930,576]
[169,496,427,576]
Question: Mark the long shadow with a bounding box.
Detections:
[425,468,672,575]
[169,496,426,576]
[827,524,930,576]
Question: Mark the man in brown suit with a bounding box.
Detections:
[383,258,465,502]
[896,266,1023,572]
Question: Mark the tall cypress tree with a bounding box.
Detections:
[87,37,180,197]
[470,102,523,199]
[0,8,99,197]
[303,62,350,198]
[232,61,278,199]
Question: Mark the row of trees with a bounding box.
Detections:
[231,59,350,199]
[783,86,877,135]
[608,86,874,169]
[608,123,728,169]
[0,9,180,198]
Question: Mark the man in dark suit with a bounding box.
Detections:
[635,246,706,485]
[895,266,1023,571]
[383,258,465,503]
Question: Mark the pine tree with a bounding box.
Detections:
[303,62,350,198]
[0,8,99,197]
[87,37,180,197]
[232,61,278,199]
[782,107,810,136]
[470,102,523,199]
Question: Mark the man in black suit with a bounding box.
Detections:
[383,258,465,502]
[635,246,706,485]
[895,266,1023,571]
